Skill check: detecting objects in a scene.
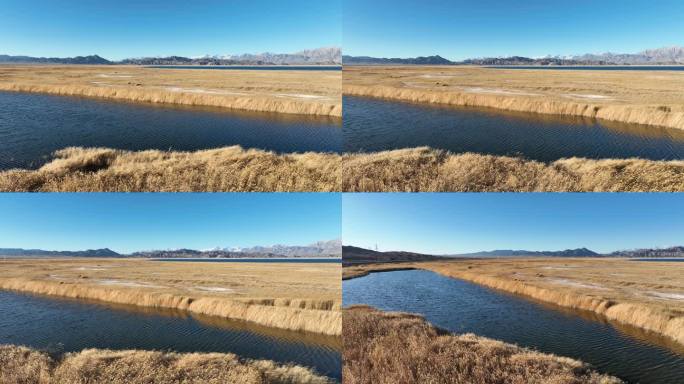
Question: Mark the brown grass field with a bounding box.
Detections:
[343,306,621,384]
[0,258,341,335]
[0,65,341,116]
[344,66,684,130]
[0,344,331,384]
[344,258,684,345]
[3,146,684,192]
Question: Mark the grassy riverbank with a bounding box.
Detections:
[0,258,341,335]
[344,66,684,130]
[343,258,684,345]
[0,344,331,384]
[3,146,684,192]
[343,306,621,384]
[0,65,341,117]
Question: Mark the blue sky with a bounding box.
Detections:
[343,194,684,254]
[0,193,341,253]
[344,0,684,60]
[0,0,341,60]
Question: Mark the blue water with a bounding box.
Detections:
[631,258,684,262]
[147,65,341,71]
[153,258,341,263]
[0,290,341,380]
[0,91,341,170]
[488,66,684,71]
[344,269,684,384]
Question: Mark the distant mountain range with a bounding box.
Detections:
[344,46,684,66]
[0,47,341,66]
[609,246,684,258]
[342,246,444,265]
[0,239,341,258]
[452,248,600,258]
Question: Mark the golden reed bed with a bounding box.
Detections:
[0,258,341,335]
[343,306,621,384]
[0,65,341,117]
[2,146,684,192]
[0,345,331,384]
[344,259,684,346]
[344,66,684,130]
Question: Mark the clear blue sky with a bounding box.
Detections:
[0,193,341,253]
[344,0,684,60]
[343,194,684,254]
[0,0,341,60]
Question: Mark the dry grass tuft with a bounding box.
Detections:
[0,146,340,192]
[3,146,684,192]
[342,147,684,191]
[343,306,621,384]
[0,345,331,384]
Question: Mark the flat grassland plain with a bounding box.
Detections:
[342,66,684,192]
[0,258,341,336]
[0,65,341,192]
[0,65,341,116]
[344,258,684,346]
[343,306,621,384]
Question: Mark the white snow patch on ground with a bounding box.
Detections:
[541,266,574,270]
[419,74,457,79]
[563,93,614,100]
[75,267,107,271]
[164,87,247,95]
[462,87,540,96]
[275,93,325,99]
[97,74,133,78]
[96,279,163,288]
[548,278,608,290]
[193,286,234,293]
[646,291,684,300]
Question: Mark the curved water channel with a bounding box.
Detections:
[343,269,684,384]
[343,95,684,162]
[0,290,341,381]
[0,91,341,170]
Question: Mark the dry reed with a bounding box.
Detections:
[0,65,341,117]
[0,279,341,335]
[0,344,331,384]
[344,66,684,130]
[343,306,621,384]
[2,146,684,192]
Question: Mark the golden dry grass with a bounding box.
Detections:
[0,146,341,192]
[3,146,684,192]
[0,258,341,335]
[344,66,684,130]
[0,65,341,116]
[345,258,684,345]
[343,306,621,384]
[0,344,331,384]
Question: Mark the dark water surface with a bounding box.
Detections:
[0,91,341,170]
[147,65,341,71]
[343,269,684,384]
[344,96,684,162]
[153,258,342,263]
[0,290,341,381]
[488,66,684,71]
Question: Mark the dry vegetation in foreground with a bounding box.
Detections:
[3,146,684,192]
[344,66,684,130]
[0,146,340,192]
[370,258,684,345]
[0,65,341,116]
[343,306,621,384]
[0,258,341,335]
[0,344,331,384]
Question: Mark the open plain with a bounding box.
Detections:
[344,66,684,130]
[0,65,342,116]
[0,258,341,335]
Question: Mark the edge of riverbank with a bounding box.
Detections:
[343,85,684,130]
[0,278,341,336]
